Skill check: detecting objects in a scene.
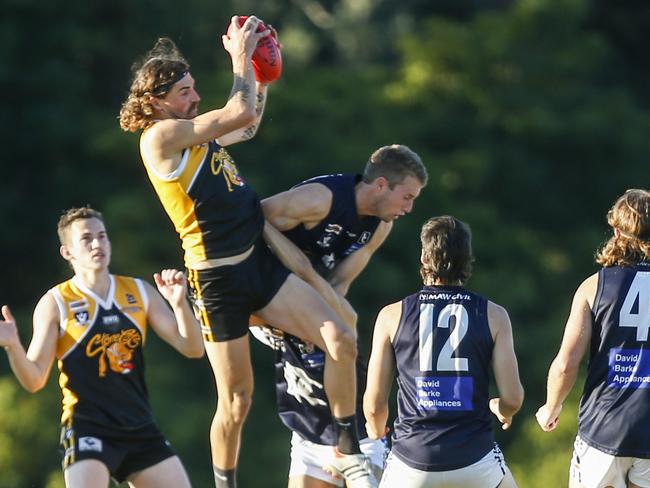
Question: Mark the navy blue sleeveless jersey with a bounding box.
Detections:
[267,331,368,444]
[391,285,495,471]
[578,264,650,458]
[282,174,381,273]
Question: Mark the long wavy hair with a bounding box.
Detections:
[119,38,189,132]
[596,189,650,267]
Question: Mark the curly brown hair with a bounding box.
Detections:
[420,216,473,285]
[119,38,190,132]
[596,189,650,267]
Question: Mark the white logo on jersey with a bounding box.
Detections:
[102,315,119,325]
[317,224,343,249]
[79,437,103,452]
[284,362,327,407]
[357,231,372,245]
[321,253,336,270]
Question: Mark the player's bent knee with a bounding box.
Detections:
[328,326,357,363]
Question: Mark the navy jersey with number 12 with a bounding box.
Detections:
[391,285,495,471]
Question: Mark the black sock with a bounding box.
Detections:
[333,415,361,454]
[213,466,237,488]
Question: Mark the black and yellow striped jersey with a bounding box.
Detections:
[141,136,264,268]
[50,274,154,429]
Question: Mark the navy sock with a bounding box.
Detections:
[213,466,237,488]
[333,415,361,454]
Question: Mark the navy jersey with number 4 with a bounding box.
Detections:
[391,285,495,471]
[282,174,380,273]
[578,264,650,458]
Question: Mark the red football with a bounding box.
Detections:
[226,16,282,83]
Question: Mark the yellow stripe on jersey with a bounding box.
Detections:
[142,143,209,267]
[188,269,215,342]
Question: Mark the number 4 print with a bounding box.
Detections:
[619,273,650,341]
[419,303,469,372]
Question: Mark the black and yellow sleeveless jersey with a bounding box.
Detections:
[141,136,264,268]
[50,274,154,429]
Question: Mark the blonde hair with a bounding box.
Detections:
[119,38,189,132]
[596,189,650,267]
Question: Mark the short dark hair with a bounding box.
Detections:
[362,144,428,188]
[57,206,105,246]
[420,216,473,285]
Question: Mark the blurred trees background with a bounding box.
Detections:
[2,0,650,486]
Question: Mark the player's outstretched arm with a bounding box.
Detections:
[218,24,279,147]
[216,81,269,147]
[143,16,268,156]
[536,273,596,432]
[263,221,357,327]
[488,301,524,430]
[0,295,59,393]
[364,301,400,440]
[148,270,204,358]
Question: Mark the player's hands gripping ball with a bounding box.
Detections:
[227,15,282,83]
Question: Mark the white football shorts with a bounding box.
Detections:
[288,432,388,486]
[379,443,508,488]
[570,435,650,488]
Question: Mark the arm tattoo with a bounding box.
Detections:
[229,75,252,103]
[255,91,267,116]
[241,125,258,141]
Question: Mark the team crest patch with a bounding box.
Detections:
[211,148,245,191]
[79,436,102,452]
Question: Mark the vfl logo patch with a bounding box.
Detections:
[79,436,102,452]
[74,311,90,325]
[126,293,137,305]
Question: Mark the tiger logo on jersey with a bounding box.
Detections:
[85,329,141,377]
[210,148,245,192]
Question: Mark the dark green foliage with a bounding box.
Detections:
[2,0,650,486]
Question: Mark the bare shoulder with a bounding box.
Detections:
[33,291,61,327]
[294,182,333,209]
[487,300,512,339]
[376,300,403,341]
[575,272,599,308]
